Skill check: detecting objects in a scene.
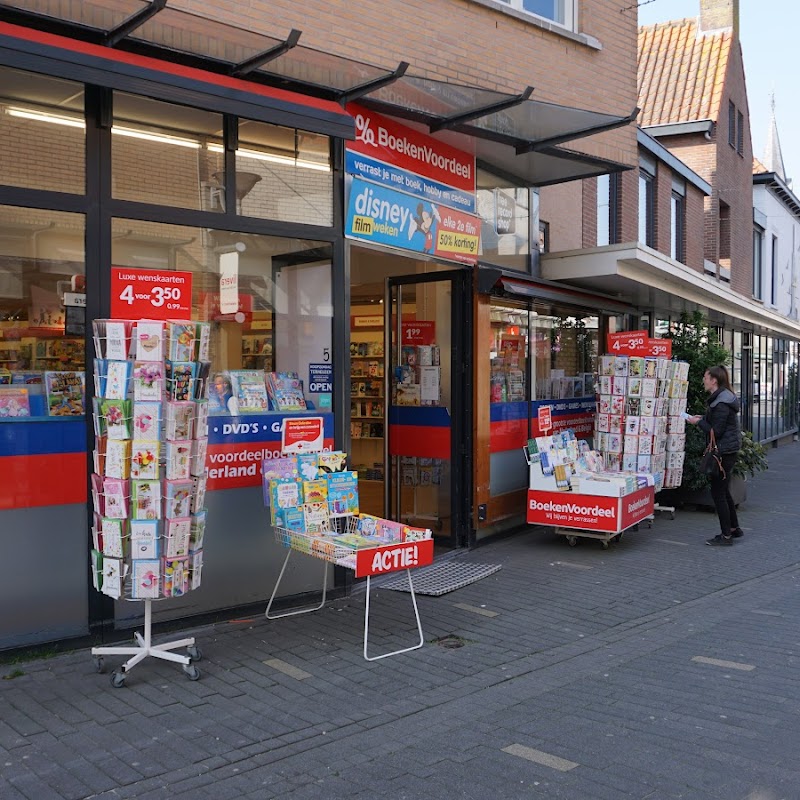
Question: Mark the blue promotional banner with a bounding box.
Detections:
[345,150,476,213]
[206,412,334,490]
[345,176,480,265]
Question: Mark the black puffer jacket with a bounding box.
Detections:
[698,387,742,455]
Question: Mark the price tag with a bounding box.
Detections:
[401,320,435,345]
[607,330,649,354]
[111,267,193,320]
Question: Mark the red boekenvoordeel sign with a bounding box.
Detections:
[526,487,653,533]
[355,538,435,578]
[111,267,193,320]
[346,104,475,193]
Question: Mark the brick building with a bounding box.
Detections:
[539,0,800,444]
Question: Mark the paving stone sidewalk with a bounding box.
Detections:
[2,444,799,799]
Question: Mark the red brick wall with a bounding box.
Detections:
[582,179,598,248]
[684,184,705,273]
[170,0,639,168]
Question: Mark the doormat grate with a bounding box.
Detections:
[380,562,502,596]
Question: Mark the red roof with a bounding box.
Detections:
[638,18,732,127]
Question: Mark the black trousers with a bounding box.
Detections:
[709,452,739,536]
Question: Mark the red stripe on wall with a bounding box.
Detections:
[0,453,87,510]
[388,425,450,460]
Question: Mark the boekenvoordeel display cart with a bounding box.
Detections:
[527,486,654,549]
[525,429,655,549]
[267,516,434,661]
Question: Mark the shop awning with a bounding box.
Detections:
[477,265,637,315]
[0,0,636,184]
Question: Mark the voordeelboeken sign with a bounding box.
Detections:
[344,104,480,265]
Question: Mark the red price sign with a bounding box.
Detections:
[111,267,192,320]
[402,320,435,345]
[606,330,649,355]
[645,338,672,358]
[537,405,552,433]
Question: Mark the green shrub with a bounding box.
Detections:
[733,431,769,478]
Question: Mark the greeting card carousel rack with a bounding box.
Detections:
[267,515,435,662]
[88,319,210,687]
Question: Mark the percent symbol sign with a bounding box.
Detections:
[355,114,376,146]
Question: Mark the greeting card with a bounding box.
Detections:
[166,440,192,480]
[105,321,130,361]
[135,321,164,361]
[130,520,159,560]
[165,479,193,519]
[165,517,192,558]
[133,401,160,440]
[101,518,126,559]
[195,400,209,438]
[166,361,196,402]
[191,471,207,514]
[190,550,203,591]
[132,479,161,520]
[162,556,189,597]
[165,401,194,440]
[131,559,160,599]
[133,361,163,401]
[190,437,208,477]
[101,558,123,599]
[637,435,653,455]
[131,441,159,480]
[103,477,129,519]
[190,510,206,551]
[101,399,131,440]
[105,439,131,479]
[105,360,131,401]
[196,322,211,362]
[167,322,195,362]
[626,416,640,435]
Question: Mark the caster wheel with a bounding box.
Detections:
[183,664,201,681]
[110,671,126,689]
[647,520,653,528]
[93,656,105,674]
[670,512,675,520]
[566,536,578,547]
[601,541,609,550]
[186,646,202,662]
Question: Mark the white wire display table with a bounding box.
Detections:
[266,518,434,661]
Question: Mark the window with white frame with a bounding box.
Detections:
[670,175,685,263]
[771,235,778,305]
[753,225,764,300]
[497,0,575,29]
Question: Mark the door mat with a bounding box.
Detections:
[380,562,502,596]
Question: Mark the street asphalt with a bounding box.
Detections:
[1,442,799,799]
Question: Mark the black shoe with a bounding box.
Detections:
[706,534,733,546]
[731,528,744,538]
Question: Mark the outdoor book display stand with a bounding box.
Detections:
[263,450,434,661]
[525,429,655,549]
[88,319,211,687]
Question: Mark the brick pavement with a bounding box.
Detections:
[1,443,799,799]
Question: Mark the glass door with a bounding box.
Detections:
[384,271,470,546]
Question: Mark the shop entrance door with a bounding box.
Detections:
[384,271,470,547]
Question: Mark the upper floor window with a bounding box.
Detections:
[728,101,736,148]
[771,235,778,305]
[638,153,656,248]
[596,173,619,247]
[498,0,575,28]
[737,110,744,156]
[670,176,685,263]
[753,226,764,300]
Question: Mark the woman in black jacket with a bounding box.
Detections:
[687,365,743,545]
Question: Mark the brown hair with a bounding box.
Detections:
[705,365,731,391]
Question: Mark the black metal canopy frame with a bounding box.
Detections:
[0,0,637,184]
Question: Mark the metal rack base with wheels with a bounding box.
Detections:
[91,599,201,687]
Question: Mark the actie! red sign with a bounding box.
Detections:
[355,539,435,578]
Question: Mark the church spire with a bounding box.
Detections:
[763,92,787,182]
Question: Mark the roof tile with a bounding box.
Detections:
[638,18,732,127]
